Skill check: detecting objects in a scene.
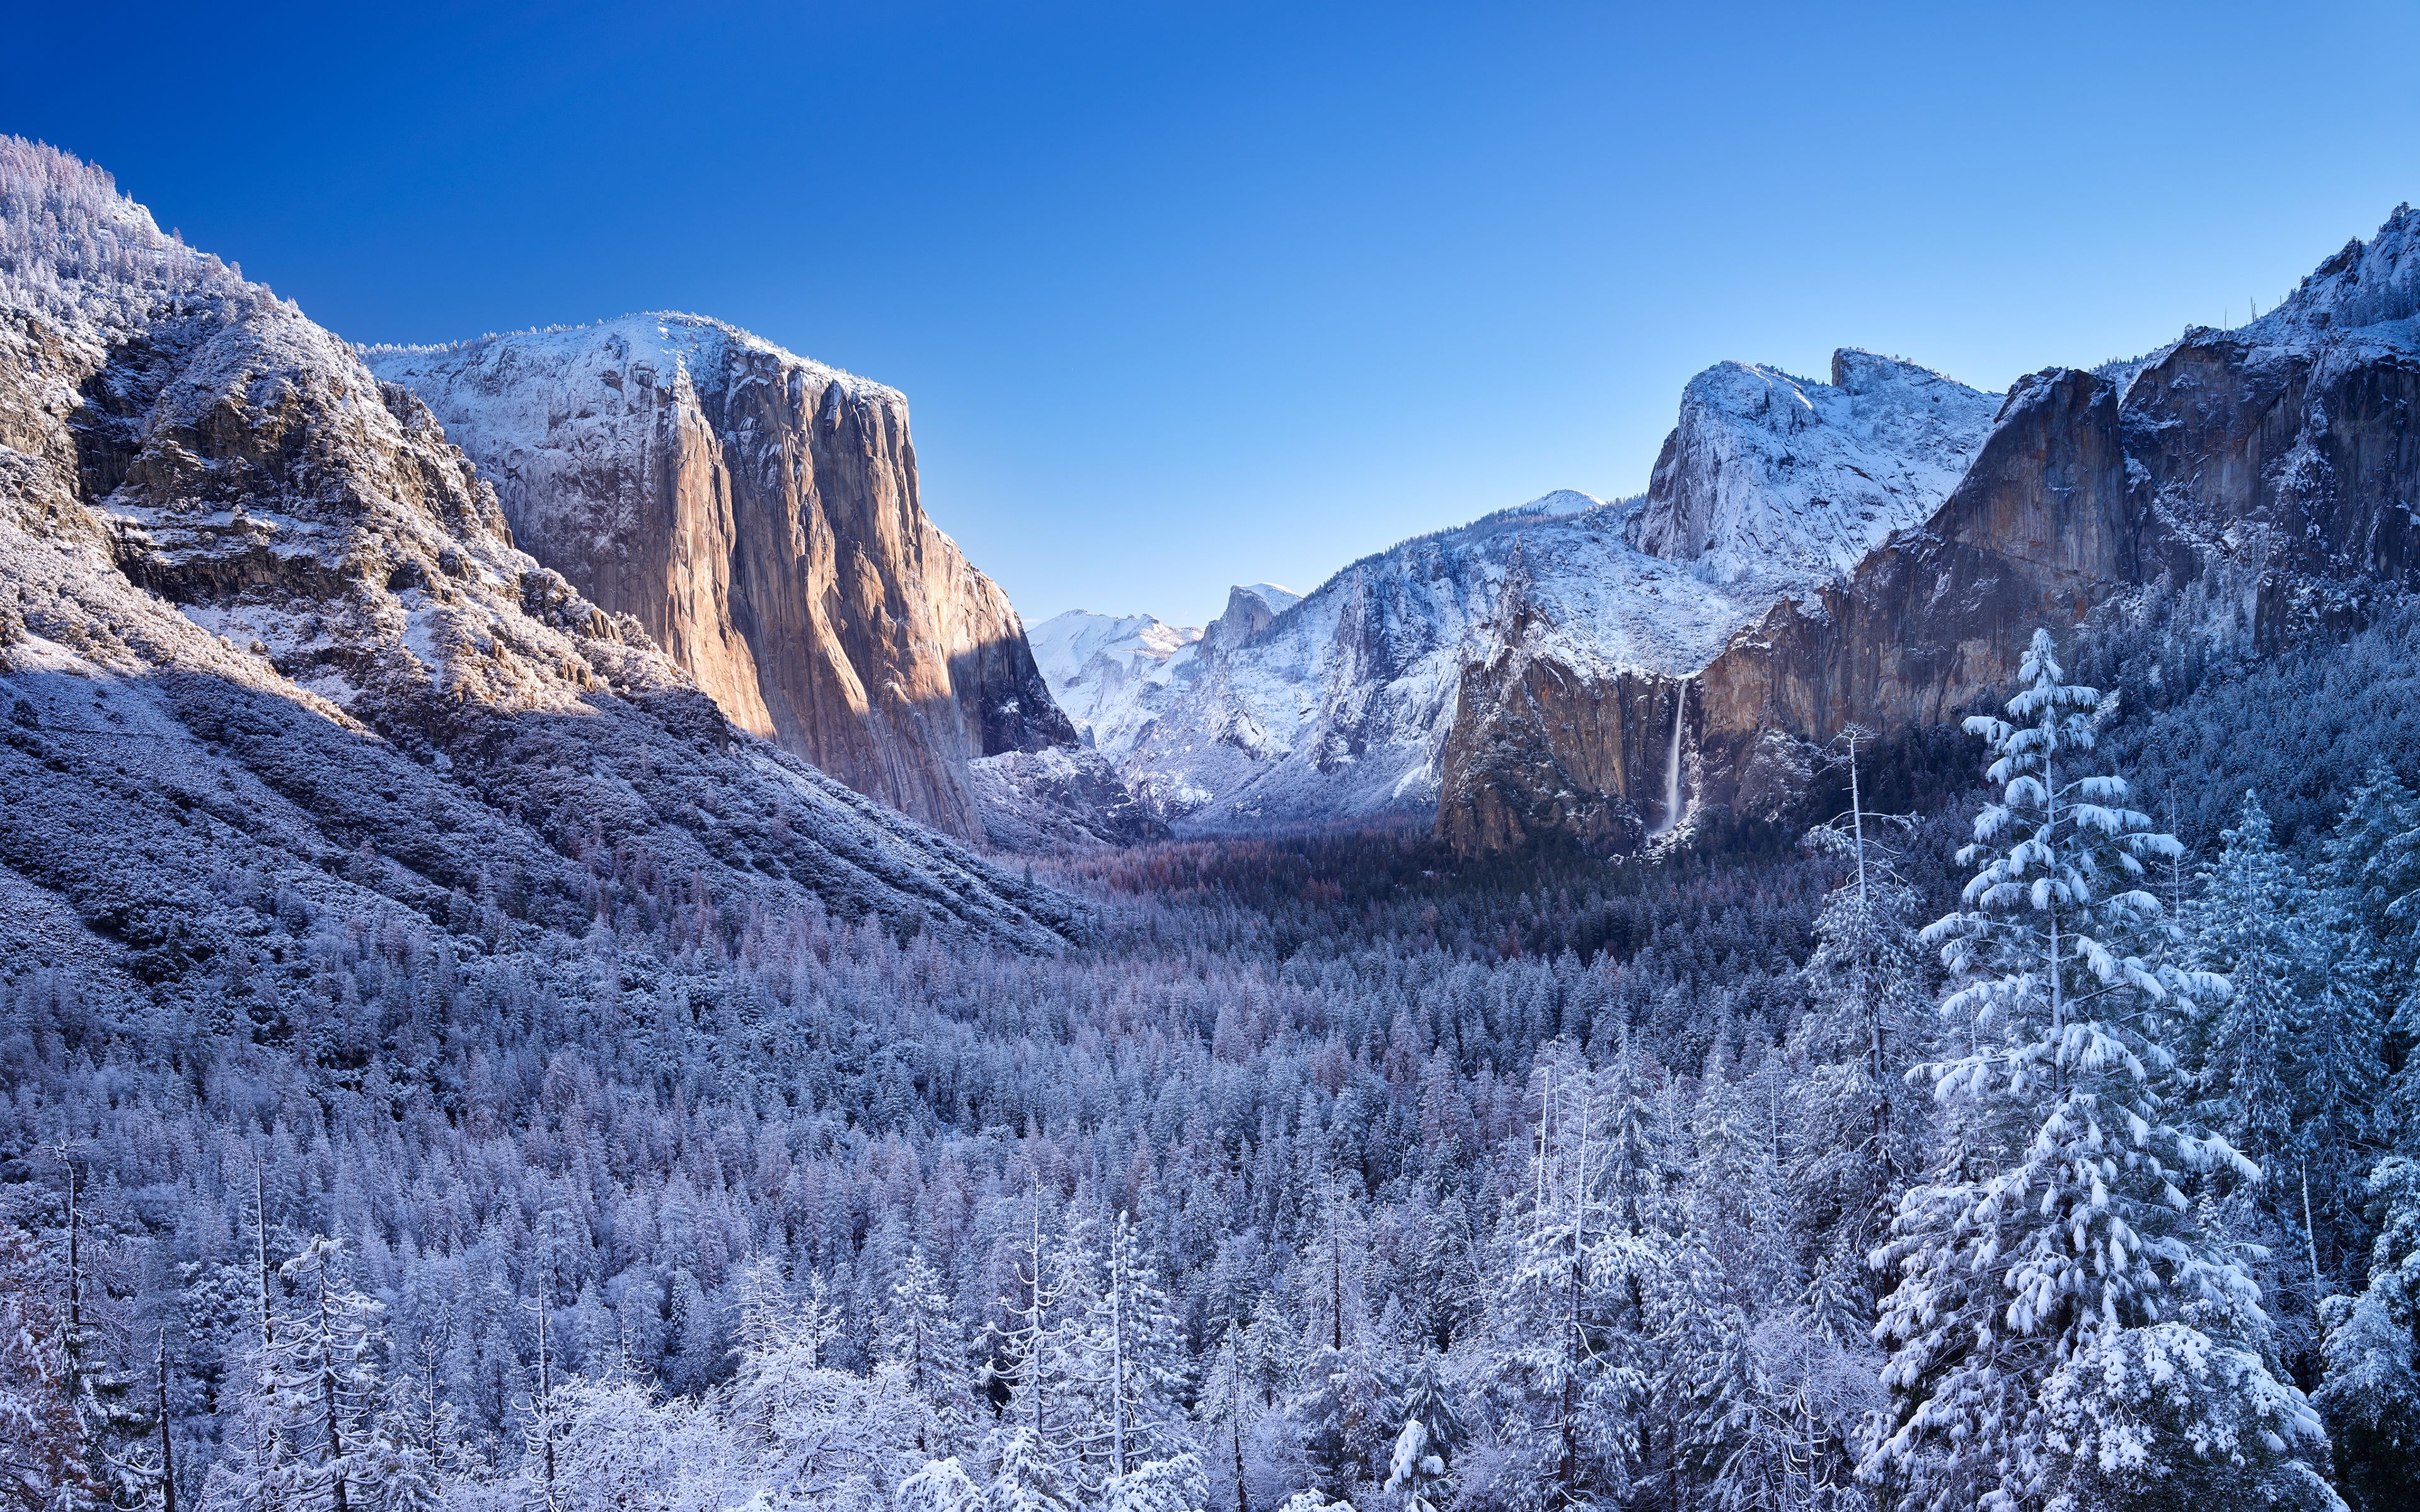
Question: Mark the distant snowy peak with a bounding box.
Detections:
[1200,581,1301,655]
[1027,609,1202,691]
[1632,348,1998,585]
[1030,583,1311,759]
[1026,609,1202,753]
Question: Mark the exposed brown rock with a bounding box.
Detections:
[369,318,1075,841]
[1439,232,2420,855]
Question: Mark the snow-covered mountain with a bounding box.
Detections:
[366,315,1078,844]
[1631,349,1999,581]
[1441,206,2420,853]
[1066,354,1997,838]
[1026,607,1203,753]
[0,138,1080,953]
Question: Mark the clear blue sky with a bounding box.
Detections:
[11,2,2417,627]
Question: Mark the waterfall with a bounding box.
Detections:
[1651,680,1687,837]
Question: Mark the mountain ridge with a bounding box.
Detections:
[1032,209,2420,854]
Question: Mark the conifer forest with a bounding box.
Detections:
[12,610,2420,1512]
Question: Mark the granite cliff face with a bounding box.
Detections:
[367,319,1074,842]
[1437,206,2420,853]
[0,139,1078,969]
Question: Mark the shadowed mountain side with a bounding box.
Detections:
[0,658,1083,980]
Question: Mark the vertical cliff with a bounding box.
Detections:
[1433,356,2001,853]
[368,318,1075,840]
[1436,205,2420,853]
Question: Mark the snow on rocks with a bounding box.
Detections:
[1025,609,1203,756]
[965,745,1172,852]
[1082,493,1783,832]
[362,312,1083,844]
[1631,349,1998,585]
[1070,355,2002,837]
[0,136,1081,959]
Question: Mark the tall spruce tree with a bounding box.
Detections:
[2189,791,2388,1313]
[1489,1041,1661,1507]
[880,1249,979,1458]
[1865,629,2335,1512]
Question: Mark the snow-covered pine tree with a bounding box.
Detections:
[1683,1028,1795,1311]
[1379,1353,1460,1512]
[195,1188,299,1512]
[1289,1180,1386,1498]
[1083,1211,1190,1487]
[988,1421,1076,1512]
[2317,1154,2420,1512]
[2186,792,2316,1171]
[728,1262,916,1507]
[273,1237,384,1512]
[1383,1414,1447,1512]
[1865,629,2335,1512]
[2320,762,2420,1138]
[0,1223,103,1510]
[1242,1294,1296,1415]
[897,1454,989,1512]
[365,1335,442,1512]
[1487,1040,1658,1507]
[1655,1032,1808,1506]
[1647,1223,1746,1508]
[880,1248,978,1458]
[516,1295,564,1512]
[47,1155,153,1511]
[1099,1450,1209,1512]
[982,1189,1093,1511]
[1199,1320,1260,1512]
[1697,1309,1879,1512]
[2188,790,2388,1320]
[548,1373,742,1512]
[1789,857,1931,1274]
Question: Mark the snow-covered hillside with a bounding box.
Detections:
[2249,201,2420,343]
[1632,350,1998,583]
